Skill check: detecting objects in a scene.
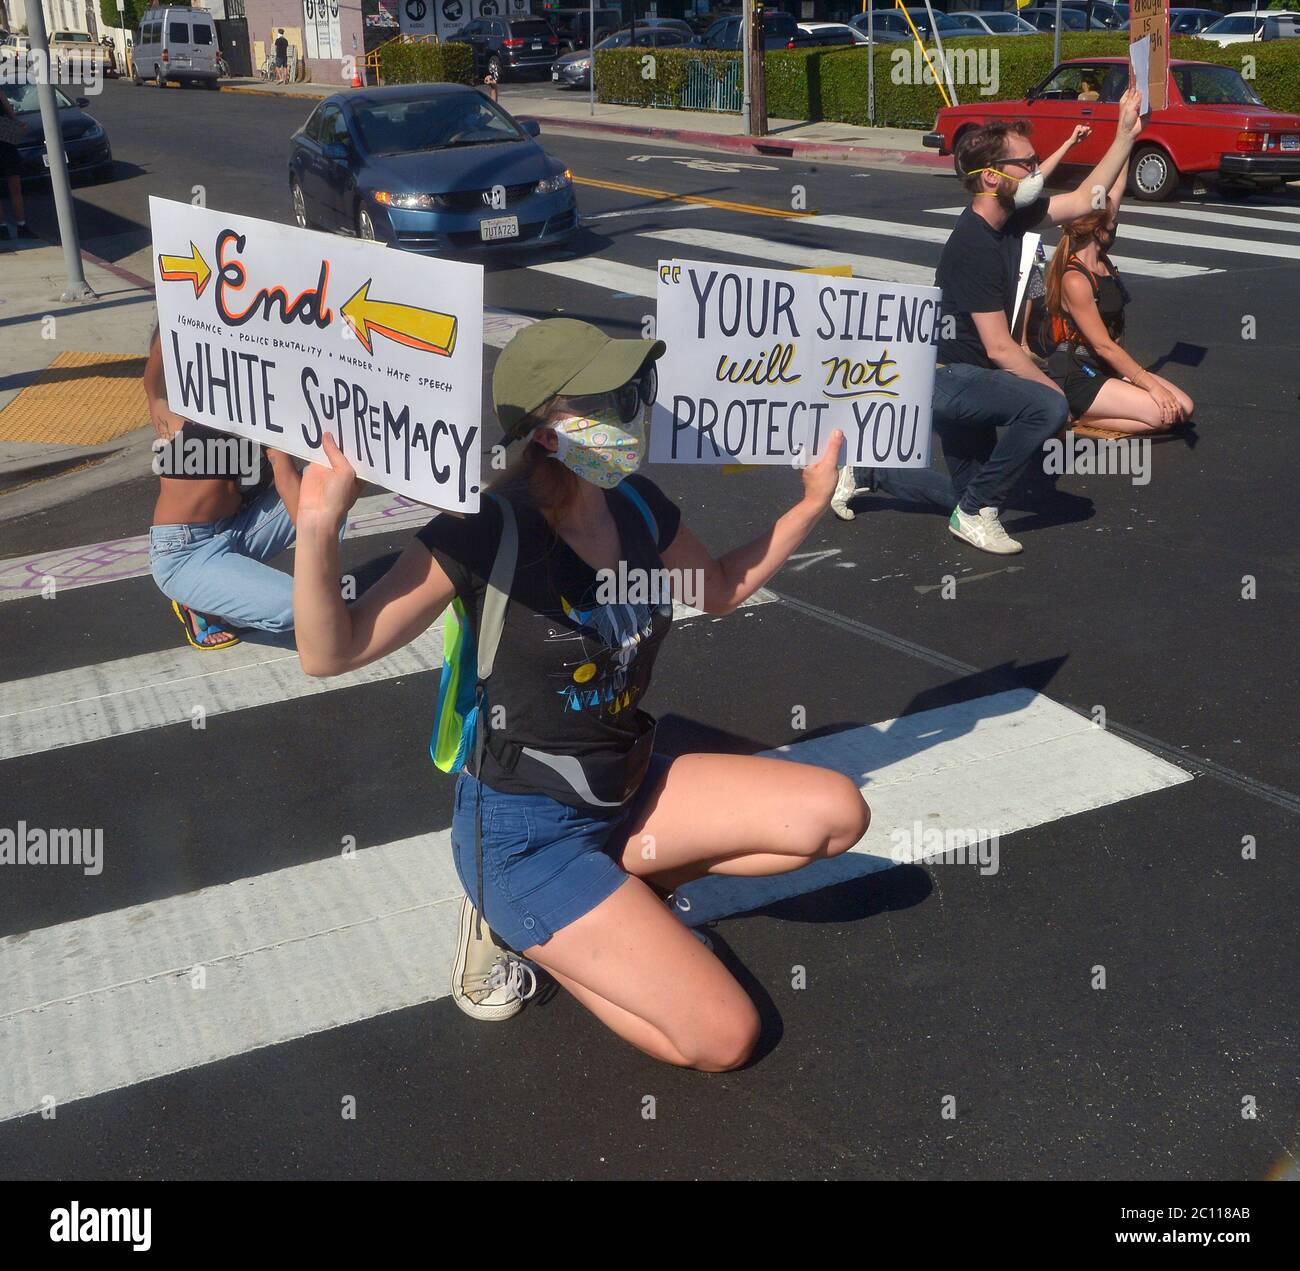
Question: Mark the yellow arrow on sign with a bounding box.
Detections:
[158,242,211,298]
[341,280,458,358]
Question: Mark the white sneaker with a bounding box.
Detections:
[450,896,537,1021]
[948,505,1023,555]
[831,465,860,521]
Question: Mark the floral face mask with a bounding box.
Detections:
[543,409,646,489]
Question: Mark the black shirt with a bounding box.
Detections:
[155,421,271,493]
[275,36,289,59]
[936,197,1050,369]
[417,474,683,803]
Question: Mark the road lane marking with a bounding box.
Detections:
[636,227,938,285]
[0,593,775,760]
[573,175,812,220]
[527,256,658,299]
[0,686,1192,1123]
[924,207,1277,267]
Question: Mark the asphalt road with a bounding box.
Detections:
[0,80,1296,1182]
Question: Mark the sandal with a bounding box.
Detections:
[171,600,241,651]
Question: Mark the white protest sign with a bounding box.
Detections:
[149,196,484,512]
[1013,231,1041,341]
[651,259,937,469]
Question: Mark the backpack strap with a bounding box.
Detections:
[470,493,517,942]
[476,494,517,682]
[614,480,659,547]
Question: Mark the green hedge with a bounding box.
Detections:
[597,35,1300,130]
[378,41,475,88]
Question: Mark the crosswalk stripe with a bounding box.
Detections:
[824,210,1220,278]
[925,205,1288,263]
[0,685,1192,1123]
[0,592,775,761]
[636,228,938,286]
[0,491,432,605]
[527,257,658,299]
[1110,203,1300,234]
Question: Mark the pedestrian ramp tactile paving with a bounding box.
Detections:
[0,352,149,445]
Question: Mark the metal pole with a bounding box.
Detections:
[116,0,127,80]
[588,0,595,116]
[921,0,956,107]
[26,0,94,300]
[867,2,874,127]
[742,0,752,136]
[1053,0,1062,67]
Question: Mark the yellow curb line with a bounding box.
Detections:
[217,84,329,101]
[573,175,814,220]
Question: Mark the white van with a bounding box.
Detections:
[131,6,219,89]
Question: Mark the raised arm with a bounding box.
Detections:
[660,430,843,615]
[1047,87,1142,225]
[294,434,456,676]
[1039,125,1091,183]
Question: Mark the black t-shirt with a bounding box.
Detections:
[417,474,683,805]
[936,198,1050,369]
[156,421,271,493]
[275,36,289,59]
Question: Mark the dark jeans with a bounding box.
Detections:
[851,463,956,509]
[930,363,1069,514]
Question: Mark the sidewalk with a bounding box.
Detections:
[218,76,948,169]
[0,241,157,503]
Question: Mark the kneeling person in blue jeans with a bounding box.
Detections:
[144,326,305,649]
[835,88,1145,555]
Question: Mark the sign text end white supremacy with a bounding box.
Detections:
[650,259,939,469]
[149,197,485,511]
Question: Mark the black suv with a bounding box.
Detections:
[546,8,623,51]
[695,11,811,49]
[449,17,561,80]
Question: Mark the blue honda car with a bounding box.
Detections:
[288,83,577,254]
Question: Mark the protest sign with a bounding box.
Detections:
[1128,0,1168,114]
[651,259,938,469]
[149,197,484,512]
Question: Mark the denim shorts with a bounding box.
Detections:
[450,754,672,952]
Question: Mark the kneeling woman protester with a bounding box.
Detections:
[145,327,304,649]
[293,318,870,1073]
[1043,172,1194,434]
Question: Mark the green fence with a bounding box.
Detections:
[681,58,742,113]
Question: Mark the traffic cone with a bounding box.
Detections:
[351,66,363,88]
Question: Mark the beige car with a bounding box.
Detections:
[47,30,107,82]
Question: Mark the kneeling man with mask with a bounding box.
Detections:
[836,90,1145,555]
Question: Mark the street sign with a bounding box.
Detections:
[1129,0,1169,114]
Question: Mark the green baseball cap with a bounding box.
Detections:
[493,318,666,442]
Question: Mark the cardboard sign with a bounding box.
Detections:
[1128,0,1168,114]
[149,197,484,511]
[651,259,938,469]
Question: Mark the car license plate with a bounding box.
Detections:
[1282,135,1299,152]
[532,40,543,49]
[480,216,519,242]
[552,68,560,79]
[41,152,70,168]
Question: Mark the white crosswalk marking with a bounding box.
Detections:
[0,491,432,605]
[636,228,938,285]
[1113,204,1300,234]
[0,593,775,760]
[0,686,1192,1123]
[528,257,658,299]
[926,205,1297,262]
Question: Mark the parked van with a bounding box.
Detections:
[131,6,219,89]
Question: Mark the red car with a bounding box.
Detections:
[923,56,1300,201]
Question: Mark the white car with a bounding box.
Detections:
[798,21,871,46]
[946,12,1039,36]
[1199,9,1300,44]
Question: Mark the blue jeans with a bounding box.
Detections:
[149,488,297,632]
[851,463,956,509]
[930,363,1069,514]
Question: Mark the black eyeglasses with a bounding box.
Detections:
[999,154,1042,171]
